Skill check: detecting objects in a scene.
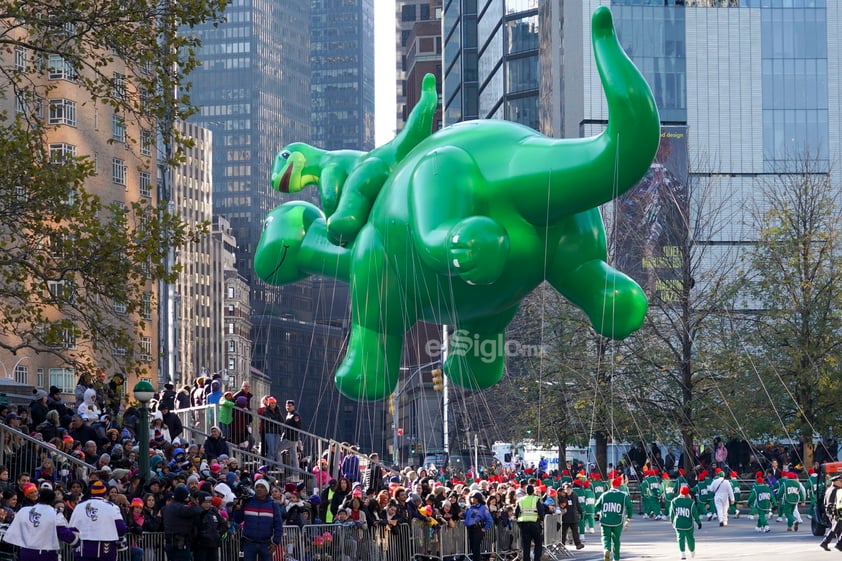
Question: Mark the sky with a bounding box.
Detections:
[374,5,397,146]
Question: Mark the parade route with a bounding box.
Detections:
[572,514,833,561]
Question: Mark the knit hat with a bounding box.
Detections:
[131,498,144,508]
[174,485,190,502]
[254,479,270,492]
[89,481,108,497]
[22,483,38,497]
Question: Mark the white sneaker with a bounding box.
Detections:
[691,551,695,558]
[734,511,740,519]
[764,526,771,533]
[755,526,762,532]
[680,555,686,560]
[776,517,783,523]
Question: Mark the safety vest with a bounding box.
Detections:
[518,494,539,522]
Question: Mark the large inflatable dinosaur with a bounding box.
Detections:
[255,7,660,401]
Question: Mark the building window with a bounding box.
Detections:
[140,336,152,362]
[113,72,126,100]
[114,300,127,314]
[140,129,153,156]
[48,55,75,81]
[228,323,234,334]
[112,115,126,142]
[14,365,28,385]
[48,279,75,303]
[227,357,235,371]
[53,328,76,349]
[49,99,77,127]
[49,143,76,164]
[141,292,152,320]
[37,368,45,388]
[401,4,416,21]
[49,367,75,393]
[14,46,26,71]
[228,340,235,352]
[112,158,126,185]
[114,345,127,357]
[227,286,234,299]
[139,171,151,198]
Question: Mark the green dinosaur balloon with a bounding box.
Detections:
[255,6,660,401]
[270,73,438,244]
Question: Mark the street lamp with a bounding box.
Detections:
[133,380,155,485]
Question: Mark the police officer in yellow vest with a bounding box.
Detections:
[515,484,546,561]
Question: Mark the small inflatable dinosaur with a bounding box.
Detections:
[255,7,660,401]
[270,73,438,244]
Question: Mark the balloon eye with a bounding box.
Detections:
[281,151,290,160]
[263,216,274,230]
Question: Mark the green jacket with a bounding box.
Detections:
[748,483,775,512]
[777,478,805,505]
[218,397,234,424]
[594,489,633,527]
[669,495,700,531]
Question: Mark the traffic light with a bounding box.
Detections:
[431,368,444,391]
[387,393,395,414]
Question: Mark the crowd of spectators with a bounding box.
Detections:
[0,368,834,560]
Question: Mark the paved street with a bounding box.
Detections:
[569,514,835,561]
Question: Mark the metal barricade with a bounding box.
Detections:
[495,521,519,559]
[542,512,573,560]
[300,522,407,561]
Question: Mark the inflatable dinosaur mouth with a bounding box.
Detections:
[267,244,290,280]
[278,165,294,193]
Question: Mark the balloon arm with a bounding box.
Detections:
[301,219,352,281]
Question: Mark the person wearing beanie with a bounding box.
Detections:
[728,471,742,520]
[692,470,714,521]
[746,474,775,533]
[668,485,701,560]
[69,480,127,561]
[594,476,634,561]
[161,485,202,560]
[21,482,39,505]
[4,488,79,561]
[514,484,546,561]
[776,471,805,531]
[192,491,228,561]
[232,478,283,561]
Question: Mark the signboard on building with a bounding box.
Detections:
[613,126,689,304]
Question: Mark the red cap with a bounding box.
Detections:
[678,469,685,475]
[756,476,764,483]
[788,472,798,479]
[583,480,591,488]
[591,473,601,480]
[611,477,622,488]
[212,496,223,508]
[680,485,690,496]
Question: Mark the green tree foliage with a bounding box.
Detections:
[735,161,842,468]
[0,0,226,375]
